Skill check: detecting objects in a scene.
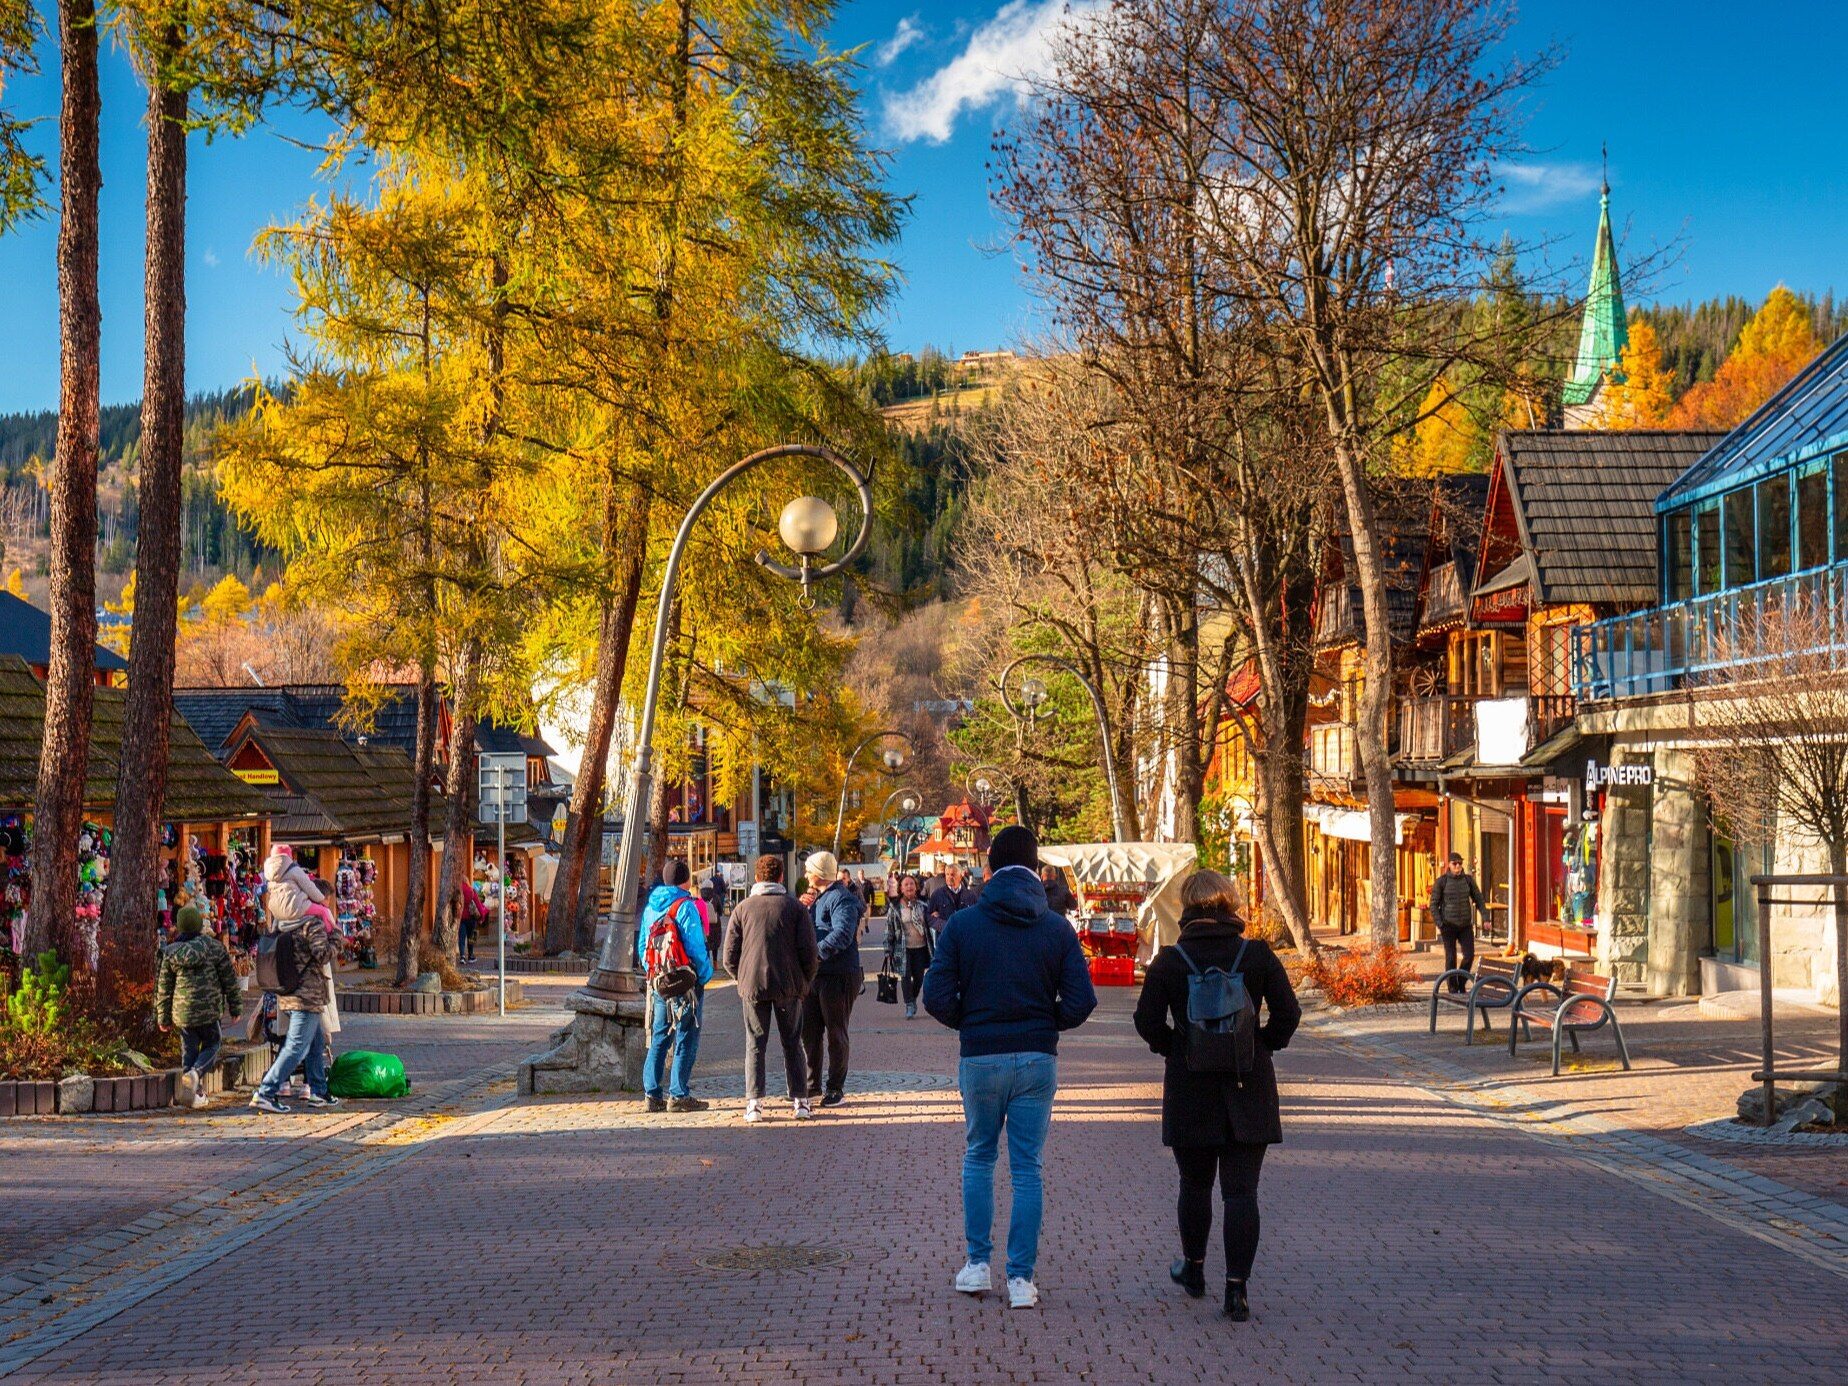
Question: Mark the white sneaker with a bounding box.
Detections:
[1007,1277,1039,1309]
[743,1100,764,1124]
[792,1100,814,1121]
[171,1071,195,1108]
[191,1086,210,1109]
[954,1261,992,1295]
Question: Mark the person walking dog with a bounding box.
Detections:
[924,826,1097,1310]
[1133,869,1300,1323]
[799,851,865,1108]
[1430,853,1490,992]
[723,854,820,1122]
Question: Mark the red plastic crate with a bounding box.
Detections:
[1088,956,1135,987]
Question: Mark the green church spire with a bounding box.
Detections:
[1562,172,1628,408]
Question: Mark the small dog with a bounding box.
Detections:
[1517,953,1568,986]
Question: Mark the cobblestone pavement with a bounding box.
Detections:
[2,958,1845,1383]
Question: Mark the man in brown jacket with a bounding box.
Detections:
[723,854,819,1123]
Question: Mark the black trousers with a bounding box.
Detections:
[1174,1143,1267,1281]
[1439,923,1475,991]
[742,997,807,1103]
[801,969,860,1097]
[902,946,931,1005]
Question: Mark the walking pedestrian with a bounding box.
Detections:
[457,877,485,964]
[926,865,966,939]
[637,859,714,1113]
[1430,853,1489,992]
[250,908,338,1114]
[923,826,1097,1310]
[157,905,242,1109]
[798,850,865,1108]
[1133,869,1300,1322]
[1039,864,1078,917]
[723,854,820,1122]
[887,874,934,1019]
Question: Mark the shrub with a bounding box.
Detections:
[1243,906,1292,948]
[1303,945,1416,1007]
[0,952,131,1079]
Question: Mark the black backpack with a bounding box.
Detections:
[255,930,306,997]
[1173,940,1258,1080]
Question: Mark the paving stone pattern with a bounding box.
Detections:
[2,971,1845,1382]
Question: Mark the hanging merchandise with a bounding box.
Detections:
[1,814,27,961]
[1563,816,1599,927]
[334,849,377,965]
[75,822,111,964]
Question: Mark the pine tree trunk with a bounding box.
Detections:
[394,668,438,987]
[545,487,648,954]
[98,37,185,1008]
[1162,601,1203,842]
[431,645,480,959]
[26,0,102,964]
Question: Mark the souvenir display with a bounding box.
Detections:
[335,850,377,963]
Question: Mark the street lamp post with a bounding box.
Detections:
[582,444,875,1002]
[830,730,915,859]
[999,654,1130,842]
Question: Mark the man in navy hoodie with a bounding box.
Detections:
[924,826,1096,1310]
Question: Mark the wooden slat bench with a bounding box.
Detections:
[1428,954,1524,1044]
[1509,968,1632,1076]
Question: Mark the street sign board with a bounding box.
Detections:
[736,821,759,859]
[478,752,528,825]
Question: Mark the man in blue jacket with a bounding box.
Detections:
[924,826,1096,1311]
[637,859,714,1113]
[799,850,866,1108]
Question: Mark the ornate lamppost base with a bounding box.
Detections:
[518,977,649,1096]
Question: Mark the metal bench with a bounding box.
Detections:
[1509,968,1632,1076]
[1428,954,1523,1043]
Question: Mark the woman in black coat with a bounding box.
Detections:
[1133,869,1301,1322]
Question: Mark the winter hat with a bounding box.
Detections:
[988,825,1039,874]
[176,905,206,936]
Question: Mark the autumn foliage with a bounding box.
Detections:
[1303,944,1416,1006]
[1667,287,1822,429]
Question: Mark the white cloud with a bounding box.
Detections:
[1495,161,1603,216]
[882,0,1100,145]
[876,16,925,68]
[202,248,221,269]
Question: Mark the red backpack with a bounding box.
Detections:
[644,899,698,998]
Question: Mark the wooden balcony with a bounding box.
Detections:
[1396,696,1475,765]
[1313,587,1356,648]
[1421,561,1468,632]
[1308,723,1358,782]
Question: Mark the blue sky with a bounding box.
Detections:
[0,0,1845,412]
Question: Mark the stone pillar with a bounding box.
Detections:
[1645,749,1707,997]
[518,991,647,1095]
[1600,743,1653,987]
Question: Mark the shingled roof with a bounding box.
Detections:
[231,726,445,844]
[1481,431,1726,607]
[172,683,554,760]
[0,592,128,673]
[0,656,268,821]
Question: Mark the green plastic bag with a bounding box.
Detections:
[327,1050,412,1099]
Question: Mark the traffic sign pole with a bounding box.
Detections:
[497,762,508,1019]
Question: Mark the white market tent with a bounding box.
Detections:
[1039,842,1198,954]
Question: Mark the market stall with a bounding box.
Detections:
[1038,842,1197,984]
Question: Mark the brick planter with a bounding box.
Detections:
[3,1045,271,1117]
[91,1072,177,1113]
[337,982,521,1016]
[466,955,584,975]
[0,1080,58,1116]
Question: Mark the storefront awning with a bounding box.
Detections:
[1522,724,1580,770]
[1471,553,1532,597]
[1302,804,1415,845]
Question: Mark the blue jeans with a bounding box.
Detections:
[644,987,703,1100]
[258,1010,327,1100]
[959,1052,1057,1281]
[180,1022,222,1078]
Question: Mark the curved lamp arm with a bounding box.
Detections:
[591,443,874,986]
[997,654,1129,843]
[832,729,917,858]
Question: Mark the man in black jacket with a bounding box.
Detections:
[1430,853,1489,992]
[723,854,820,1122]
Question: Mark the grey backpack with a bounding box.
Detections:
[1173,941,1257,1080]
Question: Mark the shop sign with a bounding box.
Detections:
[1471,585,1530,623]
[1585,757,1651,793]
[234,767,280,786]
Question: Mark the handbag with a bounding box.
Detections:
[876,969,899,1004]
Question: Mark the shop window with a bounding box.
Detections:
[1723,486,1754,588]
[1835,453,1848,564]
[1796,464,1828,571]
[1696,502,1722,594]
[1756,474,1791,580]
[1665,510,1693,602]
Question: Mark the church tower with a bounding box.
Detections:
[1561,174,1628,428]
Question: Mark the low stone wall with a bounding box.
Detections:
[4,1046,271,1116]
[337,982,522,1016]
[466,955,585,976]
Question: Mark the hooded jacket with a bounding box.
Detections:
[156,931,242,1028]
[634,883,714,987]
[923,867,1096,1057]
[263,850,325,926]
[273,916,334,1013]
[723,882,819,1004]
[808,880,866,978]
